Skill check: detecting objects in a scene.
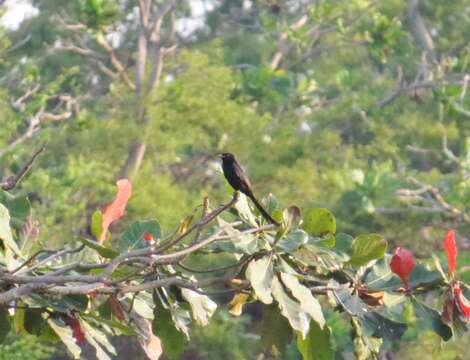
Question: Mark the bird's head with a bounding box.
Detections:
[218,152,235,162]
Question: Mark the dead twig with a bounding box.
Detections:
[1,143,47,191]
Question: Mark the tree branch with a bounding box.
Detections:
[1,143,46,191]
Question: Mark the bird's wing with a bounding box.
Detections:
[234,162,252,191]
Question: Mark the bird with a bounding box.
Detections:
[219,152,280,226]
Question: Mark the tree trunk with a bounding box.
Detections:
[118,140,147,179]
[406,0,436,62]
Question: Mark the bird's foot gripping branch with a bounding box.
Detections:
[0,179,469,360]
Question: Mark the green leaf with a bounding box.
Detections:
[78,237,119,259]
[44,295,89,314]
[333,285,407,342]
[13,307,25,334]
[181,288,217,326]
[133,295,154,320]
[81,313,136,336]
[364,255,400,291]
[38,322,60,342]
[0,308,10,343]
[282,206,301,229]
[0,203,21,255]
[245,256,274,304]
[297,321,333,360]
[334,233,353,255]
[277,229,309,252]
[411,298,452,341]
[257,305,293,354]
[0,194,31,228]
[47,318,82,359]
[234,193,258,226]
[361,312,407,342]
[280,272,325,328]
[117,219,161,252]
[215,219,259,254]
[91,210,103,240]
[349,234,387,267]
[263,193,279,214]
[272,275,310,337]
[351,317,382,360]
[80,318,116,359]
[153,304,187,359]
[321,233,336,248]
[408,264,442,289]
[302,208,336,236]
[24,309,48,336]
[156,293,191,338]
[276,206,301,242]
[365,256,441,291]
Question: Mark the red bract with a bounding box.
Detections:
[390,247,416,289]
[100,179,132,244]
[454,285,470,321]
[143,232,153,242]
[63,315,86,344]
[443,229,457,275]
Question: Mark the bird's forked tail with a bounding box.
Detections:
[247,193,280,226]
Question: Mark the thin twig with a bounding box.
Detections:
[155,192,240,253]
[1,143,47,191]
[16,244,85,275]
[9,248,56,274]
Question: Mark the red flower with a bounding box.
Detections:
[143,232,154,242]
[443,230,457,275]
[454,285,470,321]
[390,247,416,289]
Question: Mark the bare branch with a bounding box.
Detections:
[3,93,45,148]
[270,1,377,70]
[0,284,50,305]
[406,0,436,62]
[155,191,240,253]
[5,34,31,53]
[8,249,56,275]
[442,134,460,164]
[376,76,466,108]
[155,223,273,264]
[191,196,210,245]
[11,84,40,108]
[395,177,470,223]
[16,244,85,275]
[1,143,46,191]
[95,34,136,91]
[55,13,87,32]
[148,1,175,38]
[54,42,97,57]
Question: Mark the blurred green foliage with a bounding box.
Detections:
[0,333,54,360]
[1,0,469,358]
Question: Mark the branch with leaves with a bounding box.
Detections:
[0,175,469,360]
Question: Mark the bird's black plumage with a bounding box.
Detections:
[219,153,280,226]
